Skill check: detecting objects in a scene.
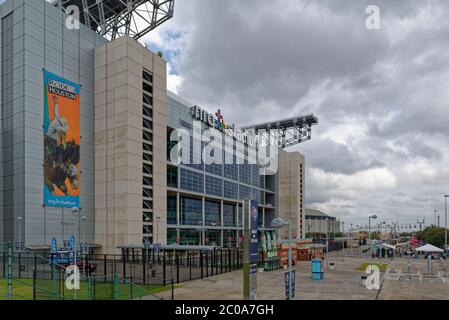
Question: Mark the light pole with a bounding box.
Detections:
[368,215,377,244]
[271,218,292,300]
[71,206,80,293]
[81,216,87,256]
[325,218,329,267]
[71,207,80,301]
[445,195,448,250]
[144,217,151,261]
[17,217,23,250]
[72,207,80,249]
[368,215,377,257]
[341,221,345,260]
[62,208,65,246]
[155,216,161,244]
[434,210,438,227]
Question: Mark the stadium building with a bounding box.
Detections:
[0,0,309,254]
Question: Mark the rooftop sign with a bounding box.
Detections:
[190,106,260,149]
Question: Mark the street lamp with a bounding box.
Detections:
[144,217,151,262]
[71,207,80,275]
[325,218,330,267]
[445,195,449,250]
[155,216,161,244]
[368,215,377,245]
[341,221,345,260]
[17,217,23,250]
[434,210,438,227]
[71,207,80,301]
[368,215,377,258]
[271,218,292,300]
[81,216,87,255]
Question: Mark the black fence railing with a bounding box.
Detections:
[312,239,345,252]
[0,248,244,287]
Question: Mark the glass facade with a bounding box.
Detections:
[205,230,221,246]
[223,204,237,227]
[205,201,221,226]
[224,181,238,200]
[224,230,237,248]
[167,166,178,188]
[181,197,202,225]
[180,169,204,193]
[239,185,251,200]
[167,228,178,245]
[205,175,222,197]
[167,196,177,225]
[165,93,280,248]
[239,164,252,185]
[180,229,201,246]
[205,163,223,176]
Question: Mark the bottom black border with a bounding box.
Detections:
[0,300,445,319]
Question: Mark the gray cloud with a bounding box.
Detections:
[144,0,449,226]
[305,138,385,174]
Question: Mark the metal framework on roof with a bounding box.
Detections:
[51,0,175,41]
[242,114,319,149]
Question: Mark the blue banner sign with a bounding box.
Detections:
[51,238,57,254]
[249,200,259,264]
[70,235,76,251]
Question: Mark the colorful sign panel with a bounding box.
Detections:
[43,70,81,208]
[249,200,259,264]
[51,238,57,254]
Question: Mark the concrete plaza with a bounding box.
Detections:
[155,253,449,300]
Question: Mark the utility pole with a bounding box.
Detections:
[445,195,448,250]
[434,210,438,227]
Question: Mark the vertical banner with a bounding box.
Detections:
[243,199,259,300]
[43,70,81,208]
[249,200,259,300]
[249,200,259,264]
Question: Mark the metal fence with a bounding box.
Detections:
[0,242,161,300]
[0,245,243,300]
[85,248,244,286]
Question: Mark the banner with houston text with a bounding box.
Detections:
[43,70,81,208]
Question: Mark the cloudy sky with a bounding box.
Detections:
[140,0,449,229]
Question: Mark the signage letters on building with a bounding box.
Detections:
[190,105,260,149]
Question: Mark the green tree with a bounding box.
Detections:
[370,231,381,240]
[415,227,447,248]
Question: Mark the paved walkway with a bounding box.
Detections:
[377,256,449,300]
[157,256,378,300]
[155,254,449,300]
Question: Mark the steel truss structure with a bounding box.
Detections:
[51,0,175,40]
[242,114,319,149]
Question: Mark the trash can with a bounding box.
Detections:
[311,259,324,280]
[361,275,368,286]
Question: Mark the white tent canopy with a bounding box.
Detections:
[415,244,444,253]
[381,243,396,250]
